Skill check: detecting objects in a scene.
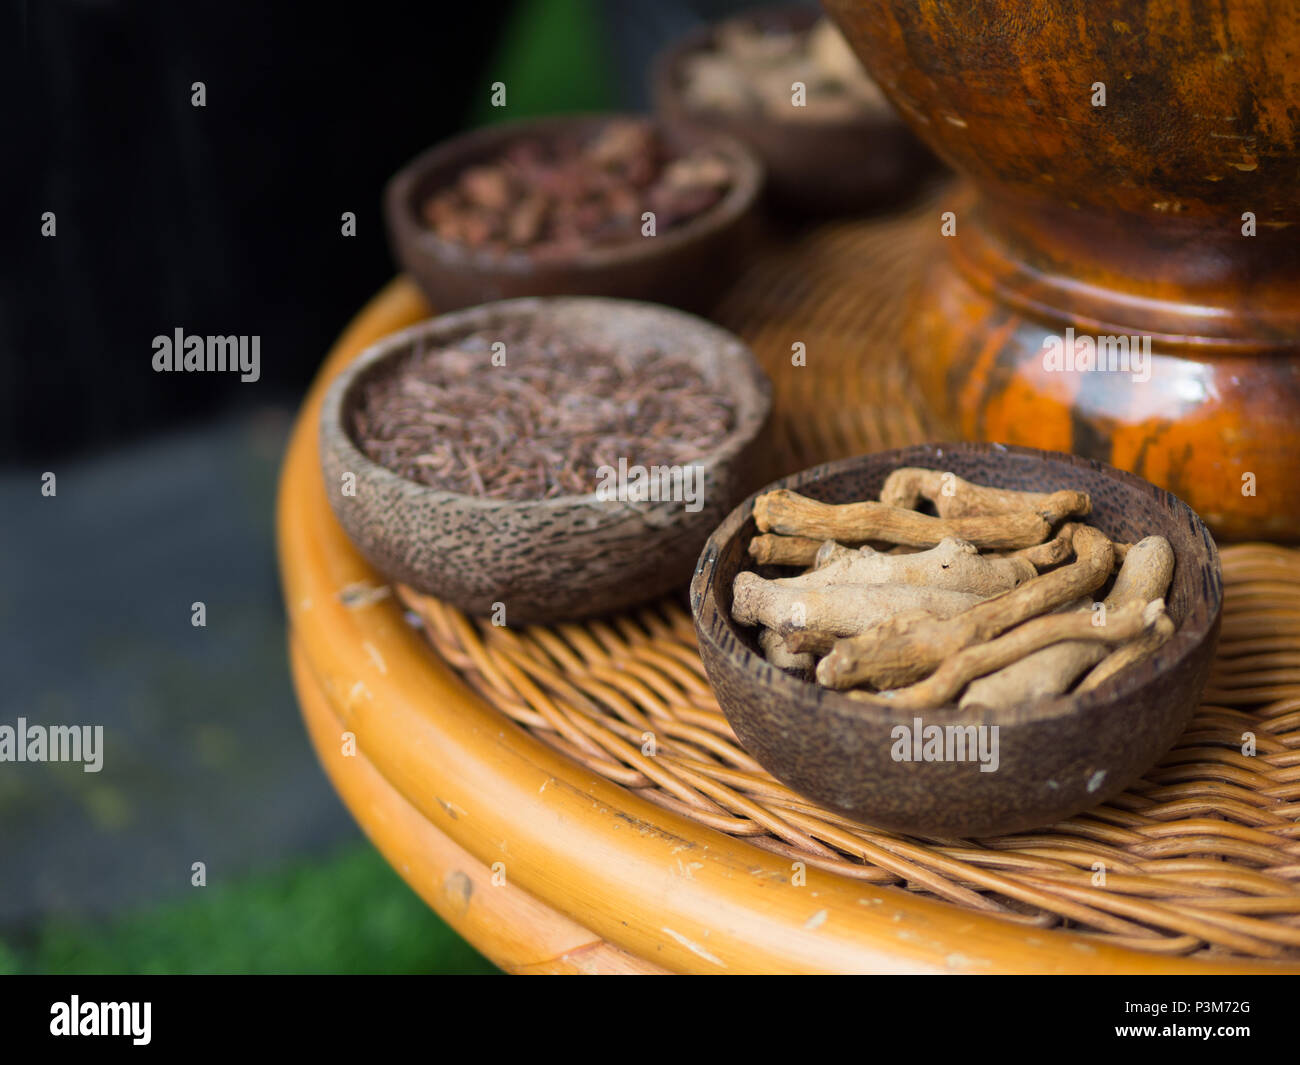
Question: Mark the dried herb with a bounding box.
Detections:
[352,320,736,501]
[681,17,887,122]
[421,119,733,258]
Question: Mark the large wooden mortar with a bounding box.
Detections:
[823,0,1300,540]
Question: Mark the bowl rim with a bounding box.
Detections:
[383,112,765,276]
[690,441,1224,727]
[319,295,773,513]
[650,3,896,132]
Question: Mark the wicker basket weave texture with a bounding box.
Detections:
[393,200,1300,963]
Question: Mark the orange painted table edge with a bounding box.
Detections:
[277,276,1298,974]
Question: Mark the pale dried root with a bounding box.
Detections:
[781,627,844,655]
[816,524,1115,690]
[752,489,1051,549]
[732,571,981,642]
[957,598,1092,709]
[848,599,1166,710]
[1106,534,1174,603]
[780,537,1036,596]
[737,470,1167,706]
[812,542,858,568]
[758,628,815,675]
[1075,614,1177,694]
[996,525,1132,571]
[747,533,826,568]
[960,535,1174,709]
[879,467,1091,524]
[1000,523,1079,569]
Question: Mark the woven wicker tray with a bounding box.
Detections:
[279,196,1300,973]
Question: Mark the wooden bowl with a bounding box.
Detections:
[651,5,936,215]
[690,442,1222,837]
[822,0,1300,541]
[319,297,770,625]
[383,114,763,315]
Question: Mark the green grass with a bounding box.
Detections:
[3,843,499,975]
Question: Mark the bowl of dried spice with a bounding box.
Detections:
[690,442,1222,836]
[383,114,763,315]
[652,6,935,215]
[319,297,771,624]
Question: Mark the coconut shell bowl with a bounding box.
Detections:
[822,0,1300,541]
[319,296,771,626]
[691,442,1222,837]
[383,114,763,316]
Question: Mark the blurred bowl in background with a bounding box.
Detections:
[652,5,936,216]
[383,114,763,314]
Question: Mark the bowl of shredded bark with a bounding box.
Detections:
[320,297,771,624]
[690,442,1222,836]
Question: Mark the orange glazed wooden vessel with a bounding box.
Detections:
[824,0,1300,541]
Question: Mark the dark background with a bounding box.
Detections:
[3,0,505,459]
[2,0,768,461]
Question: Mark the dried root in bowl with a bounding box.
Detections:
[732,572,982,644]
[734,468,1177,711]
[747,533,826,568]
[879,467,1091,525]
[802,537,1037,596]
[959,535,1174,709]
[758,629,815,676]
[818,524,1116,690]
[753,489,1052,549]
[846,599,1167,711]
